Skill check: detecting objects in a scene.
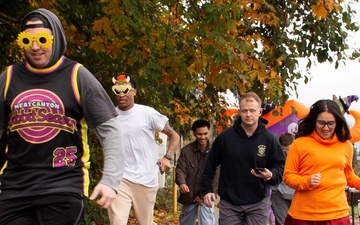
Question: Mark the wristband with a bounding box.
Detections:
[164,154,172,161]
[264,171,273,181]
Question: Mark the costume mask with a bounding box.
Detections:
[112,74,134,95]
[17,31,53,50]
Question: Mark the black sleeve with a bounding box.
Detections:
[200,137,222,195]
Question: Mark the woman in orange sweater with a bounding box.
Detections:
[283,99,360,225]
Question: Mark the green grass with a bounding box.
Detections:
[350,204,358,216]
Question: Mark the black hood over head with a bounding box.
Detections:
[20,8,67,68]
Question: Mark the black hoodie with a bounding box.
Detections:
[200,117,285,205]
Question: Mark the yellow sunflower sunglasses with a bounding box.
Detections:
[16,31,53,50]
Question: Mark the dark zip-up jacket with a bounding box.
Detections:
[200,117,285,205]
[176,141,219,204]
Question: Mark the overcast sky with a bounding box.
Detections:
[287,59,360,134]
[288,3,360,123]
[224,3,360,147]
[289,59,360,112]
[225,2,360,126]
[298,2,360,106]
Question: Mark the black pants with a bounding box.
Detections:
[0,193,85,225]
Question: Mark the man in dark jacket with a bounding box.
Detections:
[201,92,285,225]
[176,119,219,225]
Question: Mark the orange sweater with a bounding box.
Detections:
[283,131,360,221]
[349,110,360,143]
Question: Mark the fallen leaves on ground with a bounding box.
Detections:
[127,209,180,225]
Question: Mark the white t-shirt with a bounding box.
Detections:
[115,104,168,187]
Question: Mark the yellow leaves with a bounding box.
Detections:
[93,17,112,34]
[243,4,280,27]
[162,71,178,85]
[89,36,106,53]
[153,209,168,223]
[154,131,163,145]
[174,99,193,125]
[187,63,196,75]
[267,12,281,27]
[129,209,180,224]
[247,59,267,83]
[29,0,39,7]
[312,0,340,20]
[326,0,341,12]
[247,69,267,83]
[312,4,328,19]
[270,69,278,78]
[102,0,122,16]
[225,20,238,34]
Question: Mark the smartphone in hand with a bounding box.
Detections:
[255,168,265,174]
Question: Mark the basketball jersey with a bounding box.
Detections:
[0,56,91,199]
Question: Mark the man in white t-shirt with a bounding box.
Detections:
[108,72,180,225]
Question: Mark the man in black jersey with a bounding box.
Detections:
[0,8,124,225]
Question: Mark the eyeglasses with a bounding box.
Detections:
[113,87,135,95]
[315,120,336,129]
[16,31,53,50]
[240,109,258,114]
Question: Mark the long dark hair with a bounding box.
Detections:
[296,99,351,142]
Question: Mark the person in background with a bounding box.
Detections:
[108,72,180,225]
[201,91,285,225]
[283,99,360,225]
[268,190,275,225]
[271,132,295,225]
[0,8,124,225]
[176,119,219,225]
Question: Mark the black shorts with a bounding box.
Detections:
[0,193,86,225]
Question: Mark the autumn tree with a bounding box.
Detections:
[1,0,360,223]
[1,0,360,134]
[87,0,360,132]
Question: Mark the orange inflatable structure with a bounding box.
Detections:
[218,99,309,136]
[219,98,360,143]
[261,99,309,136]
[217,108,238,133]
